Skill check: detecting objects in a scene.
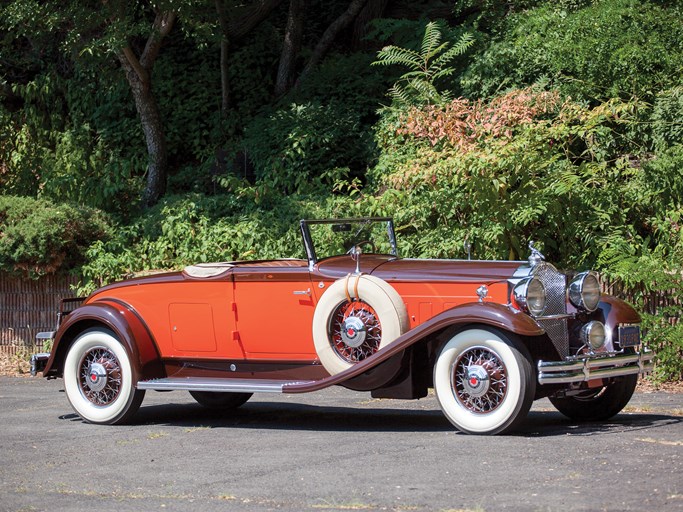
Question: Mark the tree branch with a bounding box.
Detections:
[226,0,285,42]
[216,0,231,115]
[119,46,149,87]
[295,0,367,88]
[140,10,177,69]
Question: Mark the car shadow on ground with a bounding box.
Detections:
[59,400,683,437]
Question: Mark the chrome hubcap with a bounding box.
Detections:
[78,347,122,406]
[330,300,382,363]
[452,347,507,413]
[462,365,491,398]
[340,316,367,348]
[86,362,108,392]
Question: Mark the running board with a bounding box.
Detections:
[136,377,316,394]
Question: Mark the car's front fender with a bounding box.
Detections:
[43,299,164,381]
[287,302,544,393]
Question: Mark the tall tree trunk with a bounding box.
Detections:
[295,0,367,88]
[118,57,168,207]
[215,0,231,116]
[275,0,305,97]
[117,11,176,208]
[215,0,285,114]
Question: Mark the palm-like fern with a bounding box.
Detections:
[373,21,474,106]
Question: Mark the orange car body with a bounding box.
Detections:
[33,217,654,433]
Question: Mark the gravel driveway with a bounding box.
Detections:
[1,376,681,512]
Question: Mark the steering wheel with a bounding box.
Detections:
[346,240,376,254]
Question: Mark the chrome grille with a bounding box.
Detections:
[532,263,566,315]
[532,263,570,357]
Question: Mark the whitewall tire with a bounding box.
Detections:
[433,328,535,435]
[312,275,408,375]
[63,329,145,425]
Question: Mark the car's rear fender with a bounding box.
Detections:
[43,299,164,381]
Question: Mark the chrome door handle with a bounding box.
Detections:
[293,288,311,296]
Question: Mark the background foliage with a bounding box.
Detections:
[1,0,681,381]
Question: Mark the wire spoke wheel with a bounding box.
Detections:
[78,347,122,406]
[329,300,382,363]
[434,328,534,435]
[452,347,508,413]
[64,329,144,425]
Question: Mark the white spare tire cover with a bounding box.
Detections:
[312,274,409,375]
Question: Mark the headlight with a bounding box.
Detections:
[568,271,601,312]
[513,277,546,316]
[581,321,606,350]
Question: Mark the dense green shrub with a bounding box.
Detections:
[242,101,374,194]
[651,87,683,152]
[0,196,111,277]
[602,244,683,383]
[292,53,391,117]
[366,87,683,382]
[0,64,146,214]
[460,0,683,103]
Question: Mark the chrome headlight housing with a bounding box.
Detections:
[513,277,547,316]
[581,321,606,350]
[568,271,601,312]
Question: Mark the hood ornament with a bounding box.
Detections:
[528,241,545,267]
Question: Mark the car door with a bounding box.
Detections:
[232,263,318,360]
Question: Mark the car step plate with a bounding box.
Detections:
[137,377,316,394]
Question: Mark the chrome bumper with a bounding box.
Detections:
[537,349,654,385]
[30,352,51,376]
[31,331,55,376]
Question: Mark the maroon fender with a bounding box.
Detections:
[597,295,641,351]
[598,296,641,329]
[43,299,164,382]
[286,301,544,393]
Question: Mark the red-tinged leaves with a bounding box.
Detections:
[397,88,562,152]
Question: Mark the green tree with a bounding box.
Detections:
[1,0,179,207]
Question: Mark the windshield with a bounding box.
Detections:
[300,218,398,263]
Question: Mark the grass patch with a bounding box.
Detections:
[0,345,32,376]
[146,431,169,440]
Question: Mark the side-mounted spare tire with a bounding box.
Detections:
[312,274,409,375]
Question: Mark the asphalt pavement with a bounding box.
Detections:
[1,376,681,512]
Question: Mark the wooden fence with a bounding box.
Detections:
[602,278,681,325]
[0,273,79,354]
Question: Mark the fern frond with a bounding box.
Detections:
[408,79,441,104]
[388,83,412,106]
[423,42,450,65]
[373,45,422,70]
[432,33,475,67]
[431,67,456,81]
[378,22,473,106]
[420,21,443,59]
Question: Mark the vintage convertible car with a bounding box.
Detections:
[32,217,654,435]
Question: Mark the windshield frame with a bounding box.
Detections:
[299,217,398,267]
